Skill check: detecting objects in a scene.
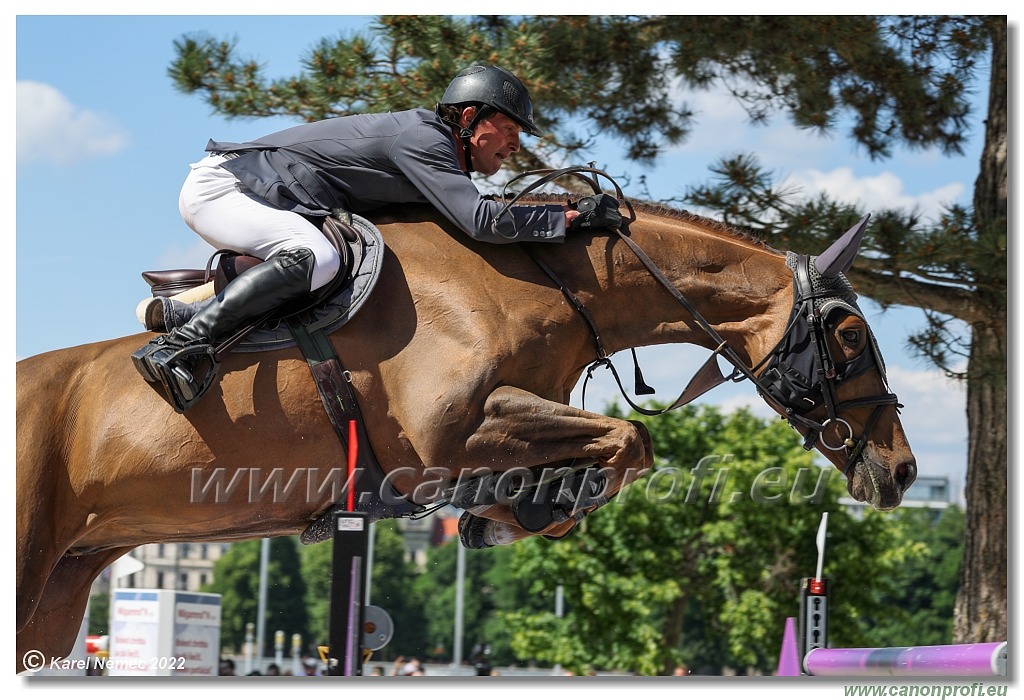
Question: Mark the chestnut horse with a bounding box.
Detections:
[16,196,916,671]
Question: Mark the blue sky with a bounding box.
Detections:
[14,14,995,504]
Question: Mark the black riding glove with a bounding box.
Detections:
[569,194,622,231]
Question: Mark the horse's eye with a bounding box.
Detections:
[841,329,861,345]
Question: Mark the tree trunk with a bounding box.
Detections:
[952,18,1007,644]
[661,595,687,675]
[954,321,1007,643]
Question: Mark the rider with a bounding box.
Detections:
[131,65,622,412]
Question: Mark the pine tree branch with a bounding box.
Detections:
[855,255,974,288]
[845,268,981,323]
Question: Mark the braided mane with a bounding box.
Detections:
[513,191,780,254]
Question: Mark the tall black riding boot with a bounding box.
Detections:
[132,247,315,412]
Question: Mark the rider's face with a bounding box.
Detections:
[462,108,522,176]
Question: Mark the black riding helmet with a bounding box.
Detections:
[437,65,542,172]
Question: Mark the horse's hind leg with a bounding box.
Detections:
[447,386,654,546]
[16,548,131,673]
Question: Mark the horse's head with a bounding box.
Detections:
[758,216,917,509]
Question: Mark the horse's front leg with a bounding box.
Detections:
[451,386,654,547]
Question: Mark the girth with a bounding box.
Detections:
[289,319,425,545]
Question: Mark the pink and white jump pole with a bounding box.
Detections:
[792,513,1007,677]
[804,642,1007,677]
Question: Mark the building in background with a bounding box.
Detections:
[840,474,959,521]
[100,507,461,594]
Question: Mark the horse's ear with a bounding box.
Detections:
[814,214,871,278]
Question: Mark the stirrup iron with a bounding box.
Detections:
[132,342,220,413]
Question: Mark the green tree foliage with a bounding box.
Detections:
[191,413,960,673]
[507,15,1004,642]
[88,593,110,636]
[363,521,430,657]
[297,538,330,651]
[862,505,965,646]
[170,17,557,172]
[572,16,1004,645]
[501,405,917,675]
[202,537,309,654]
[412,537,546,665]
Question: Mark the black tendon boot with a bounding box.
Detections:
[132,247,315,412]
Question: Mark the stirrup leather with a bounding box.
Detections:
[132,341,220,413]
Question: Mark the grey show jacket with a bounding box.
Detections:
[205,108,566,243]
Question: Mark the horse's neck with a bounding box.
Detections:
[577,219,793,369]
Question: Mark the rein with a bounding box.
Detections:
[495,166,900,473]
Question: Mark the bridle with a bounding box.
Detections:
[754,253,901,473]
[494,166,901,475]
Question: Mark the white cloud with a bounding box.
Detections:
[882,364,968,489]
[783,167,964,224]
[668,80,839,165]
[673,87,752,154]
[712,392,776,420]
[17,81,130,166]
[654,77,969,224]
[885,364,967,445]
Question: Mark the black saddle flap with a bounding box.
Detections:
[213,254,263,294]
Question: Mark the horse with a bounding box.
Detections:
[15,195,917,672]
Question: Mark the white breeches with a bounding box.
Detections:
[178,154,342,292]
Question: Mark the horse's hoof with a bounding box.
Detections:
[458,511,492,549]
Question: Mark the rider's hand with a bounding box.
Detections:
[568,194,622,232]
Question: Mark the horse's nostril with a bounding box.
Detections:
[896,461,917,490]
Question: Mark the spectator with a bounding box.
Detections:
[392,656,424,676]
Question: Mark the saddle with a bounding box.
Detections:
[141,215,360,343]
[137,213,424,535]
[144,215,354,299]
